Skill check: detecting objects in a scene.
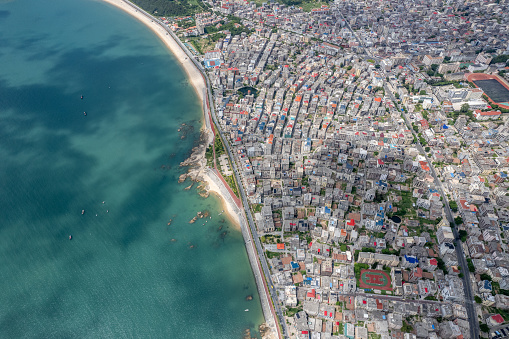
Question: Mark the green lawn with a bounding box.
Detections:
[225,175,239,198]
[299,0,329,12]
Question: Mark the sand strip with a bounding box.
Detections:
[100,0,241,229]
[202,171,241,228]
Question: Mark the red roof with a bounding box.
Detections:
[492,314,504,324]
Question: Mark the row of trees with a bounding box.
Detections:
[132,0,207,16]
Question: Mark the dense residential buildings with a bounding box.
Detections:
[160,0,509,337]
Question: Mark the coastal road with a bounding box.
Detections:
[117,1,286,338]
[213,118,287,338]
[383,80,480,339]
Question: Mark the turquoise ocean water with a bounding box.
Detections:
[0,0,263,337]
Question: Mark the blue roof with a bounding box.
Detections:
[405,255,418,264]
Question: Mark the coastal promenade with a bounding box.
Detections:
[102,1,284,337]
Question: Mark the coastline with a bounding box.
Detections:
[100,0,241,226]
[100,0,206,103]
[205,182,241,229]
[202,169,241,228]
[98,2,279,338]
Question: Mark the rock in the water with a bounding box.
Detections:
[198,191,209,198]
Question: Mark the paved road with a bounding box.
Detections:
[218,125,288,338]
[341,292,449,305]
[383,80,480,339]
[117,1,286,338]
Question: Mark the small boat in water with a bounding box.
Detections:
[82,210,85,215]
[69,235,72,240]
[83,112,87,116]
[244,309,249,312]
[80,95,83,99]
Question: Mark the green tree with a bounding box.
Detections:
[474,296,482,303]
[480,323,490,333]
[480,273,492,281]
[460,103,470,113]
[454,216,463,225]
[401,321,413,333]
[449,200,458,212]
[458,230,468,242]
[467,258,475,272]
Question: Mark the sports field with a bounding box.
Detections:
[359,269,392,291]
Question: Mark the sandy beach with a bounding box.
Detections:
[203,171,241,226]
[100,0,242,228]
[96,3,278,337]
[203,174,241,228]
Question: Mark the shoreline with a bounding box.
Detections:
[204,179,241,229]
[100,0,206,104]
[98,2,279,337]
[100,0,240,226]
